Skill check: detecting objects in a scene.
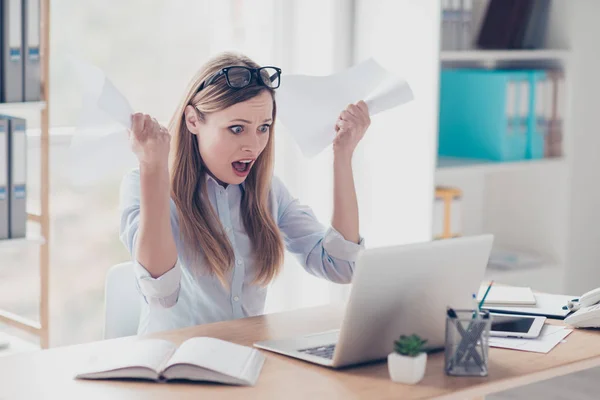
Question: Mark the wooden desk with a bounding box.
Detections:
[1,305,600,400]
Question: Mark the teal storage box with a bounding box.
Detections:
[438,69,546,161]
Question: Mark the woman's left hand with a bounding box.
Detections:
[333,100,371,159]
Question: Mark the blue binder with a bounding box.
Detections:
[438,69,546,162]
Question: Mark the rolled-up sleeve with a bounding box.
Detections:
[133,259,181,308]
[119,169,181,308]
[273,177,365,284]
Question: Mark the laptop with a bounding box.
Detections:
[254,234,494,368]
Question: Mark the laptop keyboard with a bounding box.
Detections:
[298,344,336,359]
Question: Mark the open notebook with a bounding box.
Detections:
[75,337,265,386]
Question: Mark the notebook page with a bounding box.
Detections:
[77,339,176,377]
[165,337,261,381]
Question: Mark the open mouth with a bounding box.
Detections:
[232,159,255,176]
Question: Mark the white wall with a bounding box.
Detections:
[565,0,600,294]
[354,0,439,247]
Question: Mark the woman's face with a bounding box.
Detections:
[185,90,273,186]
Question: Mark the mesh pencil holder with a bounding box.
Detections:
[445,309,491,377]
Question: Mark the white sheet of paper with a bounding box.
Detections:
[276,58,414,157]
[489,325,573,353]
[67,127,138,186]
[70,56,133,129]
[66,57,137,185]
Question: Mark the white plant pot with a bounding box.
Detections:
[387,352,427,384]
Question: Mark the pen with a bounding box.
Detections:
[472,293,480,320]
[447,307,458,319]
[478,280,495,311]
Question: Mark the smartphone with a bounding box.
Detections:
[490,313,546,338]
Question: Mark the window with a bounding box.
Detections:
[2,0,438,347]
[2,0,353,347]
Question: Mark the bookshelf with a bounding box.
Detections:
[0,101,47,112]
[436,156,566,178]
[440,49,570,63]
[434,0,572,295]
[0,0,51,350]
[0,235,45,249]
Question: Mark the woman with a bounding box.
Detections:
[119,52,371,334]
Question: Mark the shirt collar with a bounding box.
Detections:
[204,172,246,192]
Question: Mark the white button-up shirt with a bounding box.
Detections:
[119,169,364,334]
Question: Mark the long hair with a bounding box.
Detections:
[168,52,284,288]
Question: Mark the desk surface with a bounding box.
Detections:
[1,305,600,400]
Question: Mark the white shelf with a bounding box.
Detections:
[0,236,46,249]
[440,49,571,63]
[436,156,565,178]
[0,333,39,358]
[0,101,46,113]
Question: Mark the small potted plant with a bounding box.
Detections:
[388,334,428,384]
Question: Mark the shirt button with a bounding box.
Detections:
[233,296,240,302]
[225,226,232,233]
[236,259,242,265]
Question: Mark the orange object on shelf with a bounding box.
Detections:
[433,186,462,240]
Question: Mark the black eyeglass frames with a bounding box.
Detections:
[197,66,282,92]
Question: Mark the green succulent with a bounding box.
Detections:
[393,334,428,357]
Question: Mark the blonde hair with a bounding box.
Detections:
[168,52,284,287]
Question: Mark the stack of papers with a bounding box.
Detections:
[489,325,573,353]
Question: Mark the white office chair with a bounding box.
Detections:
[103,262,142,339]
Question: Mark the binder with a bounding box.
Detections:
[0,119,9,239]
[505,77,527,160]
[459,0,473,51]
[476,0,518,49]
[505,78,517,138]
[450,0,461,50]
[508,0,535,49]
[546,70,565,158]
[440,0,452,51]
[517,79,531,158]
[1,0,25,102]
[439,69,545,162]
[522,0,551,49]
[5,115,26,238]
[22,0,40,101]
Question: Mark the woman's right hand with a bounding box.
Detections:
[129,113,171,167]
